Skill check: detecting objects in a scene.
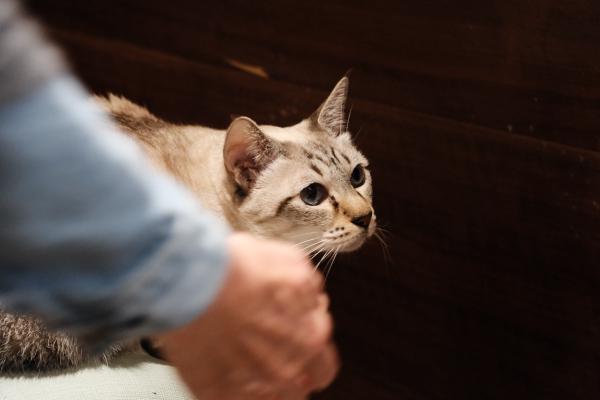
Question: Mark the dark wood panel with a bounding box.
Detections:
[24,2,600,399]
[28,0,600,150]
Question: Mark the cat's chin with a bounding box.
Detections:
[334,234,368,253]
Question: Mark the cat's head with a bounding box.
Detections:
[223,77,375,253]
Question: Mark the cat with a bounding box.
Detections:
[0,76,376,373]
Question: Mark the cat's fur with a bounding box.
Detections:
[0,77,375,373]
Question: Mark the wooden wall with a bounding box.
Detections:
[27,1,600,398]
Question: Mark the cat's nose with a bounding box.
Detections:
[351,212,372,229]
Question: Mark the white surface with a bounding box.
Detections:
[0,352,195,400]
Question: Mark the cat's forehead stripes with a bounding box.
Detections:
[340,152,351,164]
[310,164,324,176]
[300,140,353,170]
[331,148,342,165]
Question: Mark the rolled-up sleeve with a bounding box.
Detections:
[0,0,230,351]
[0,76,230,351]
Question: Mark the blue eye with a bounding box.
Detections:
[300,183,328,206]
[350,165,365,188]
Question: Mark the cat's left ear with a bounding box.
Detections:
[224,117,281,193]
[310,76,349,136]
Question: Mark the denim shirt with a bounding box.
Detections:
[0,0,229,351]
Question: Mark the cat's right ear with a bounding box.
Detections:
[310,76,349,136]
[224,117,280,194]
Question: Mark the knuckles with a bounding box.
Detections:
[271,360,304,384]
[303,311,333,352]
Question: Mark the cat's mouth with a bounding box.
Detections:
[319,220,376,253]
[326,232,368,253]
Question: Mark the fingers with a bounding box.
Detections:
[302,342,340,393]
[263,343,338,400]
[279,301,335,391]
[317,293,329,310]
[216,232,338,399]
[266,240,324,292]
[269,249,325,318]
[304,301,334,351]
[274,342,339,398]
[274,387,308,400]
[278,294,333,369]
[239,295,335,393]
[272,282,326,317]
[284,254,324,296]
[296,287,338,393]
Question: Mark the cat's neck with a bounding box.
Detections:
[143,124,247,230]
[99,95,249,230]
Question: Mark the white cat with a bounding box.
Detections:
[0,77,375,372]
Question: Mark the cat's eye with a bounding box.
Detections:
[300,183,328,206]
[350,165,366,188]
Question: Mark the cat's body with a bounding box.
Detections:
[0,77,375,373]
[102,96,231,224]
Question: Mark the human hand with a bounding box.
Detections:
[161,232,339,400]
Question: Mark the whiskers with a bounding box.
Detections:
[324,246,341,281]
[314,246,340,283]
[292,234,326,255]
[292,235,341,283]
[373,226,392,265]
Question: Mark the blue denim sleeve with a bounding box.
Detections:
[0,77,230,350]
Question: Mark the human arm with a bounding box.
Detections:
[0,0,229,349]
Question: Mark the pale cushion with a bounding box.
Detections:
[0,352,195,400]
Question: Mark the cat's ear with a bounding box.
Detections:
[310,76,349,136]
[224,117,281,193]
